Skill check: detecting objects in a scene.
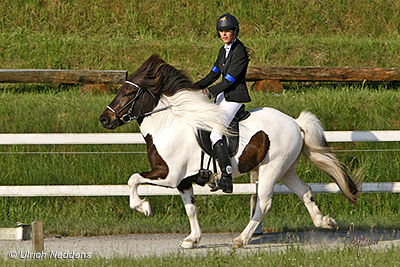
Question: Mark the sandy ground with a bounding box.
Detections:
[0,230,399,259]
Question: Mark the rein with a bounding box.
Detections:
[107,81,172,124]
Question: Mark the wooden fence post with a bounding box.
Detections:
[31,221,44,252]
[253,80,283,92]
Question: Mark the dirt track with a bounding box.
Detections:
[1,230,399,259]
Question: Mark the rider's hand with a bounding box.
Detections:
[202,88,213,99]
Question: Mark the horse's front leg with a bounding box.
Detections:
[128,133,174,216]
[178,185,201,249]
[128,173,153,216]
[128,171,178,216]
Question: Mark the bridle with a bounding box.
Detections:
[107,80,172,124]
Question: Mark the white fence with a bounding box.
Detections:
[0,131,399,197]
[1,131,400,145]
[0,183,398,197]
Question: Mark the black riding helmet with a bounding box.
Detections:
[216,13,239,37]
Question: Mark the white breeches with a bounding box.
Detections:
[210,92,242,145]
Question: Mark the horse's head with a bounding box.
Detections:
[99,54,199,129]
[99,55,165,129]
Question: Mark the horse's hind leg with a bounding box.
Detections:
[179,185,201,248]
[281,167,338,229]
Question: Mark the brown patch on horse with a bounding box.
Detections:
[238,131,270,173]
[140,134,169,179]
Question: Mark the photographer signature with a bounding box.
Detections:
[349,223,379,257]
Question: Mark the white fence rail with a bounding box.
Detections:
[0,183,399,197]
[0,133,145,145]
[0,131,399,197]
[1,131,400,144]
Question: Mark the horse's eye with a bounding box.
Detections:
[123,91,134,97]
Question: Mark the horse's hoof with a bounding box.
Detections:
[233,237,244,248]
[327,218,339,229]
[133,200,153,216]
[180,239,198,249]
[233,243,242,249]
[141,200,153,217]
[322,216,338,229]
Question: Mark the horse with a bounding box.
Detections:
[99,54,360,249]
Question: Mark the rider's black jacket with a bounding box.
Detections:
[195,39,251,103]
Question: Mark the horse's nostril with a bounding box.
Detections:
[99,115,109,125]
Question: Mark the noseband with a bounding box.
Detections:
[107,80,171,124]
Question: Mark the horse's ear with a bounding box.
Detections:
[153,64,168,94]
[148,54,165,65]
[149,54,161,60]
[134,54,166,78]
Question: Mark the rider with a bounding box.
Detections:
[195,13,251,193]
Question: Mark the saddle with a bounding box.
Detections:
[181,105,250,188]
[196,104,250,158]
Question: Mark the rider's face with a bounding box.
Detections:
[219,30,235,45]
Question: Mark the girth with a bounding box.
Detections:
[196,104,250,157]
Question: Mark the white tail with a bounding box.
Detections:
[295,111,359,205]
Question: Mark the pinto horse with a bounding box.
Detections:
[99,54,359,248]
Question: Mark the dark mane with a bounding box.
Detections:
[130,54,199,96]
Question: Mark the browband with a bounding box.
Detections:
[125,80,140,89]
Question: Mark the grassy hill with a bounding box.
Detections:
[2,0,400,79]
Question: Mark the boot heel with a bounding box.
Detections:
[220,176,233,193]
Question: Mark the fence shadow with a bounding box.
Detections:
[351,131,379,142]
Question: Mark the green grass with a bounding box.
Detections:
[3,31,400,79]
[2,246,400,266]
[1,0,400,237]
[1,84,400,133]
[0,86,399,235]
[2,0,400,38]
[2,1,400,78]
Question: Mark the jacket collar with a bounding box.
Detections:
[224,38,237,50]
[223,38,240,64]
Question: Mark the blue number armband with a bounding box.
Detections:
[212,66,221,74]
[224,73,235,83]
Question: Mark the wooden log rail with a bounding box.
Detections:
[246,66,400,92]
[1,67,399,92]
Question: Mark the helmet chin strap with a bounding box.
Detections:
[225,37,236,45]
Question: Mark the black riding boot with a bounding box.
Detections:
[209,139,233,193]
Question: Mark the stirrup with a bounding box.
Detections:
[209,181,218,192]
[208,176,218,191]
